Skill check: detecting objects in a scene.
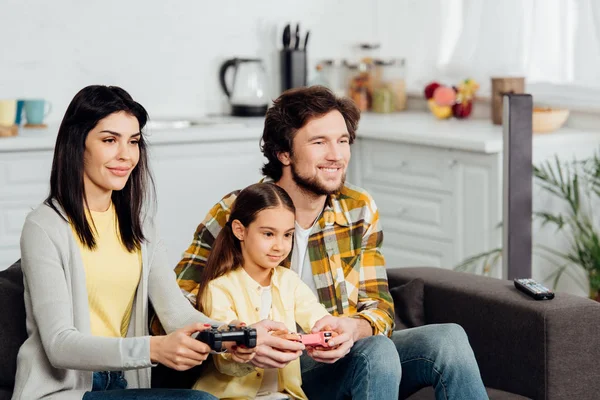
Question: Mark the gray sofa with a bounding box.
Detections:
[391,267,600,400]
[2,261,600,399]
[0,261,26,400]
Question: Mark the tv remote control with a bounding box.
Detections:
[514,278,555,300]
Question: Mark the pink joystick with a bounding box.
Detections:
[300,331,337,347]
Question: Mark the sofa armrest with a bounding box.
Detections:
[387,267,600,400]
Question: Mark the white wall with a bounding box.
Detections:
[7,0,593,297]
[2,0,442,123]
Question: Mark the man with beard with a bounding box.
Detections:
[170,86,487,399]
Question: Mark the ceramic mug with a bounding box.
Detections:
[15,100,25,125]
[24,99,52,125]
[0,100,17,127]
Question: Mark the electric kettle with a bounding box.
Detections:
[219,58,269,117]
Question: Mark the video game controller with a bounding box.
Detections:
[299,331,337,347]
[196,325,258,352]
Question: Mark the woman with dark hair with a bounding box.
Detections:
[192,183,341,400]
[12,85,251,400]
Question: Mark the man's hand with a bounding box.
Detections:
[249,319,305,369]
[307,315,365,364]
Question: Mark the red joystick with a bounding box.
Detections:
[300,331,337,347]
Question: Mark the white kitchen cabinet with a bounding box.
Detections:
[0,151,53,268]
[0,130,264,269]
[353,138,502,276]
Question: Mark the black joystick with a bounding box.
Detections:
[196,325,258,352]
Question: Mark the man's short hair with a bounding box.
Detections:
[260,86,360,181]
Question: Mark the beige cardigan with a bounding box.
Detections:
[12,202,218,400]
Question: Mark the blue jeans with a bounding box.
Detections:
[82,371,217,400]
[300,324,487,400]
[300,334,402,399]
[393,324,488,400]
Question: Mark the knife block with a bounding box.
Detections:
[280,49,307,93]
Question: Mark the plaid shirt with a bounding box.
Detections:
[174,181,395,336]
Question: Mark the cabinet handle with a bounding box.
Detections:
[447,159,458,168]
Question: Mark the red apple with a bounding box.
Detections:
[452,101,473,118]
[424,82,441,100]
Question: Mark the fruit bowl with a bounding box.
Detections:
[532,107,570,133]
[424,79,479,119]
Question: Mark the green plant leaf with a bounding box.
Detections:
[454,248,502,273]
[460,147,600,297]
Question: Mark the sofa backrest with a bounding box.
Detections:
[0,260,26,395]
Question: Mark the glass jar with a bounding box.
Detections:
[309,64,330,87]
[372,59,407,112]
[357,43,380,67]
[321,60,347,98]
[345,61,371,112]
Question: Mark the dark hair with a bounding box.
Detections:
[45,85,154,252]
[260,85,360,181]
[197,183,295,311]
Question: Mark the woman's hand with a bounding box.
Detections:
[150,323,212,371]
[224,320,257,363]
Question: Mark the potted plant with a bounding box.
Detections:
[456,150,600,301]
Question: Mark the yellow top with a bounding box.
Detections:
[192,266,330,400]
[72,203,142,337]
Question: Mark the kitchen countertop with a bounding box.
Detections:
[357,113,600,153]
[1,112,598,154]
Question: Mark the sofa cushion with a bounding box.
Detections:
[0,260,27,391]
[390,278,425,330]
[0,388,13,400]
[407,386,530,400]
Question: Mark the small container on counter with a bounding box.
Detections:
[372,59,407,113]
[346,61,372,112]
[321,60,347,98]
[309,64,330,87]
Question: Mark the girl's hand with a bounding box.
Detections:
[228,344,256,363]
[270,329,302,344]
[249,320,305,369]
[150,323,212,371]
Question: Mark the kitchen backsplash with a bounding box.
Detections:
[1,0,445,122]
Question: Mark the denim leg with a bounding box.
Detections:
[84,371,216,400]
[392,324,488,400]
[92,372,109,391]
[301,335,401,400]
[108,372,127,390]
[82,389,217,400]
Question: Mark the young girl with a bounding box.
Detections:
[191,183,338,400]
[14,85,253,400]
